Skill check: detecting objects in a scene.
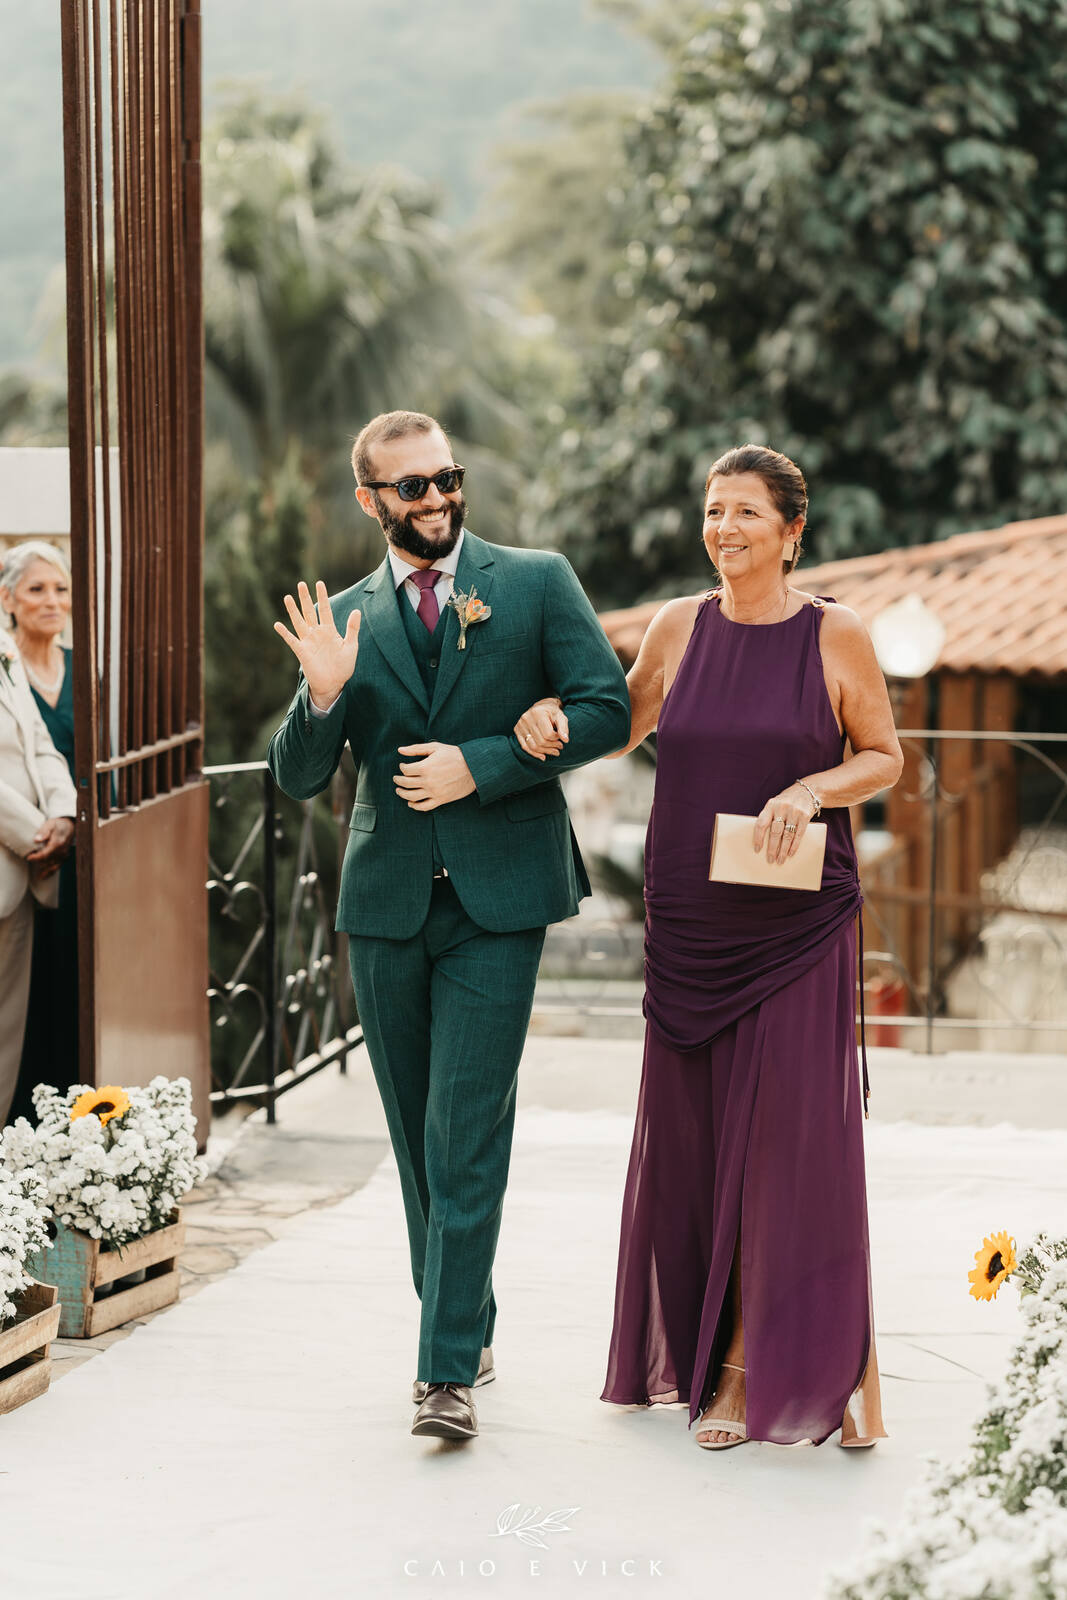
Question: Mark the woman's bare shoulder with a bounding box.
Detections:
[795,593,869,640]
[643,593,705,649]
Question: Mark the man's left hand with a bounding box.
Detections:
[394,744,477,810]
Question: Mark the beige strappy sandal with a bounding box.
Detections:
[696,1362,749,1451]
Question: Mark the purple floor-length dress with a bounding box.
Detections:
[601,594,887,1446]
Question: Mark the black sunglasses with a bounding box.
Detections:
[362,466,466,502]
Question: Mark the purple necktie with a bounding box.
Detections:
[409,568,441,632]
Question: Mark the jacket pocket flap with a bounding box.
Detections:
[349,802,378,832]
[504,786,566,822]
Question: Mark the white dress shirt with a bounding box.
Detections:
[308,529,466,716]
[388,526,464,613]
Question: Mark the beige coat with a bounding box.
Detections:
[0,627,78,919]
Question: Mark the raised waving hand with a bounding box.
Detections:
[274,580,360,709]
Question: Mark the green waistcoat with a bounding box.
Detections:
[397,581,447,873]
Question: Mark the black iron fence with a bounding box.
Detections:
[530,728,1067,1052]
[205,762,361,1121]
[860,728,1067,1052]
[205,728,1067,1116]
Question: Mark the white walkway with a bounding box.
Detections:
[2,1070,1066,1598]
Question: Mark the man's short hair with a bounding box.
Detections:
[350,411,451,485]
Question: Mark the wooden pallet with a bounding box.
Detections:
[0,1280,61,1415]
[27,1210,185,1339]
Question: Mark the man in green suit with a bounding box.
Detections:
[268,410,629,1441]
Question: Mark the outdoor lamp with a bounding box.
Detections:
[870,594,946,682]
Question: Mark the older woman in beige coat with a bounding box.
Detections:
[0,624,76,1123]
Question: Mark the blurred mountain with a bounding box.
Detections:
[0,0,655,368]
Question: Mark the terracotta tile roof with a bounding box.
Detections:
[599,514,1067,678]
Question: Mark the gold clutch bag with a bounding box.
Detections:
[709,812,827,891]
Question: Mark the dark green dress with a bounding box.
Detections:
[12,647,79,1121]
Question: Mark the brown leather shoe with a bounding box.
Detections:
[413,1346,494,1407]
[411,1383,478,1440]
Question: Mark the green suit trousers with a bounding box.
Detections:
[348,877,546,1385]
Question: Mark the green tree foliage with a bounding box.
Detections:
[203,89,527,586]
[481,90,647,348]
[0,371,67,446]
[206,91,464,460]
[0,0,655,367]
[202,444,312,765]
[515,0,1067,604]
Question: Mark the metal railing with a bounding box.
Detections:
[205,729,1067,1105]
[861,728,1067,1052]
[206,762,362,1121]
[532,728,1067,1052]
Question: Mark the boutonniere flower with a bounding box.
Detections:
[0,643,15,687]
[448,587,491,651]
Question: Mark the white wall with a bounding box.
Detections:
[0,446,122,756]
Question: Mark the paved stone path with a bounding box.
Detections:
[47,1103,388,1379]
[46,1034,1067,1384]
[5,1060,1067,1599]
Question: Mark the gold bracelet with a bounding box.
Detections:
[795,778,822,818]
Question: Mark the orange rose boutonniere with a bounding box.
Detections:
[448,587,492,650]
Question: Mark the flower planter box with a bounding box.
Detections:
[0,1280,61,1414]
[26,1210,185,1339]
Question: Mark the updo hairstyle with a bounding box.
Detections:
[704,445,808,572]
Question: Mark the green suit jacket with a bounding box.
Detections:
[267,531,631,938]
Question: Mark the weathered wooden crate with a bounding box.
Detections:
[0,1280,61,1415]
[26,1210,185,1339]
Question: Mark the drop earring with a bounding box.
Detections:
[782,540,796,563]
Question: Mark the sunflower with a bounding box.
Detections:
[70,1085,131,1127]
[967,1230,1017,1301]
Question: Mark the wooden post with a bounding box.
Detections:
[939,673,977,952]
[983,675,1018,864]
[886,679,929,985]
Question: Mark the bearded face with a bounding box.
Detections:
[372,490,467,563]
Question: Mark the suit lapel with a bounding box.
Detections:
[429,533,495,727]
[0,650,49,810]
[0,635,18,719]
[358,557,431,714]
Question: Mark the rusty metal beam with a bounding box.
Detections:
[61,0,206,1098]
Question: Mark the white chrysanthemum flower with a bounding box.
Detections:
[0,1168,51,1325]
[0,1080,206,1249]
[823,1236,1067,1600]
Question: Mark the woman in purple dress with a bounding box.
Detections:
[516,445,902,1449]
